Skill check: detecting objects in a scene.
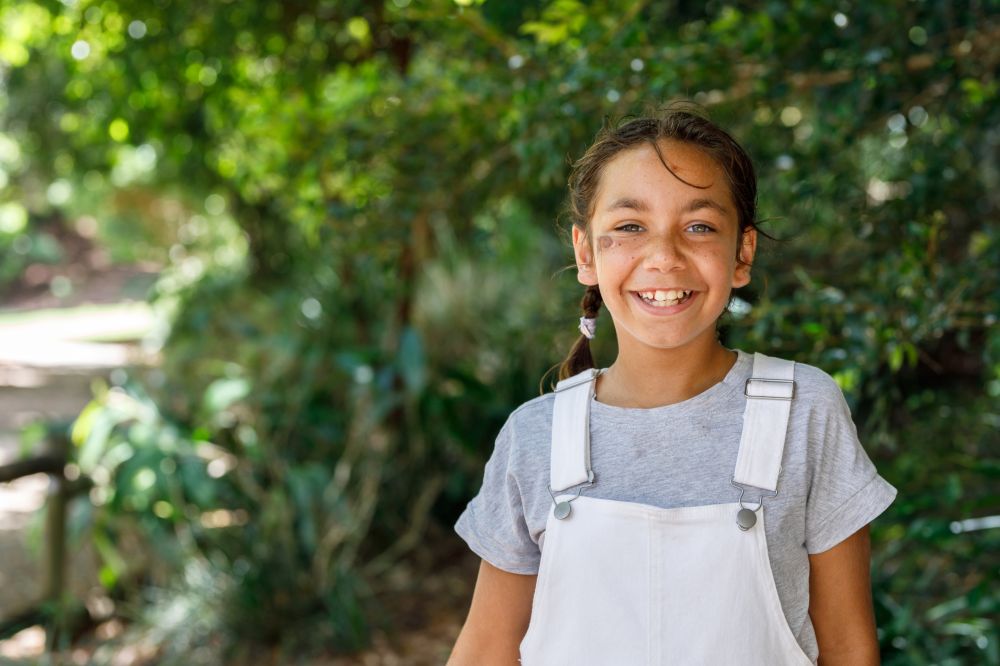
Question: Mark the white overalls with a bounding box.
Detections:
[519,353,815,665]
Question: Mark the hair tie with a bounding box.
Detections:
[578,316,597,340]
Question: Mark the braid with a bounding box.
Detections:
[581,283,603,318]
[558,284,604,381]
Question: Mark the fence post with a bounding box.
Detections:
[42,424,70,651]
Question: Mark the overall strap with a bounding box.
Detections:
[733,353,796,492]
[549,369,599,492]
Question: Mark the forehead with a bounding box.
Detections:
[594,140,734,213]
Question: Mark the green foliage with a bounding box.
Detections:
[870,388,998,664]
[2,0,998,661]
[70,369,376,657]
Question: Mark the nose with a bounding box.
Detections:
[643,230,686,271]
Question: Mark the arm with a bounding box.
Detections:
[808,524,880,665]
[448,559,537,666]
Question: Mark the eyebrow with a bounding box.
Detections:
[683,197,730,215]
[603,196,730,215]
[604,197,650,213]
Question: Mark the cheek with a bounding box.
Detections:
[689,242,735,264]
[596,234,644,257]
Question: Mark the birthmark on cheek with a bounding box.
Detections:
[597,234,645,254]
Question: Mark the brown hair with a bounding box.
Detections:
[556,104,763,382]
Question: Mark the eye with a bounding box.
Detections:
[615,222,643,232]
[687,223,715,233]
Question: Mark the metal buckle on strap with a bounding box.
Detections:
[744,377,795,400]
[730,477,779,531]
[548,478,594,520]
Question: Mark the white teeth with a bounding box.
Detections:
[644,289,689,301]
[638,290,692,307]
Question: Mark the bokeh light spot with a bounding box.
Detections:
[199,66,218,86]
[780,106,802,127]
[59,112,81,132]
[907,106,928,127]
[0,134,20,164]
[46,179,73,206]
[133,469,156,492]
[50,275,73,298]
[71,40,91,60]
[205,193,226,215]
[108,118,129,142]
[128,20,147,39]
[347,17,370,43]
[153,501,173,519]
[301,297,322,320]
[0,202,28,233]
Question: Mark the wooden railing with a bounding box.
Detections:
[0,423,92,647]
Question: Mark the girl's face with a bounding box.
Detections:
[572,140,756,357]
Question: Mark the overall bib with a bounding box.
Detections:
[519,353,815,665]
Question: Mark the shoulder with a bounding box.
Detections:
[495,393,555,466]
[503,368,600,432]
[743,351,849,412]
[503,391,556,437]
[790,359,847,405]
[783,357,860,443]
[743,351,856,437]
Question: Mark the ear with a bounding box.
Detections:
[572,225,598,286]
[732,227,757,289]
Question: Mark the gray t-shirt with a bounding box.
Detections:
[454,349,897,661]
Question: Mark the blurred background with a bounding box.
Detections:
[0,0,997,664]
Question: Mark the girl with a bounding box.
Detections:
[448,108,896,665]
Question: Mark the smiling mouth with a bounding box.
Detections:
[634,289,694,307]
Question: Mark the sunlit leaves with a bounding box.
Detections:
[0,2,51,66]
[521,0,588,46]
[0,202,28,234]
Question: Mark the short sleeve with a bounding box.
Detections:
[805,380,897,554]
[454,419,541,574]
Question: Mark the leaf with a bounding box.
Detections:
[92,530,128,589]
[77,406,119,473]
[520,0,587,45]
[398,326,427,394]
[202,377,251,413]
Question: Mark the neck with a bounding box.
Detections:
[596,338,737,408]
